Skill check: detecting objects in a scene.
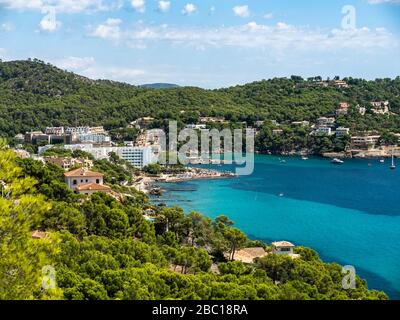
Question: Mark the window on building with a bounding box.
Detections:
[73,180,77,185]
[96,179,100,184]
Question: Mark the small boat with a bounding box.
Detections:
[390,153,396,170]
[301,156,309,160]
[331,158,344,165]
[379,159,385,163]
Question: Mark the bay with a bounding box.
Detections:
[152,155,400,299]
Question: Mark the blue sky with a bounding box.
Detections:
[0,0,399,88]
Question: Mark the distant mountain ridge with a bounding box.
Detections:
[140,83,180,89]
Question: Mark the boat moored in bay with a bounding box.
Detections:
[331,158,344,165]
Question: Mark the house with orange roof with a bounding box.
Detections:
[64,168,111,195]
[232,247,268,264]
[76,183,111,196]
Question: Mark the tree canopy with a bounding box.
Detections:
[0,143,388,300]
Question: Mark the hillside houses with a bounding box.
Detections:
[44,156,93,171]
[332,80,349,89]
[129,117,155,129]
[370,101,390,115]
[291,120,310,127]
[336,127,350,138]
[317,117,336,127]
[336,102,349,116]
[350,134,381,150]
[25,126,111,146]
[315,126,333,136]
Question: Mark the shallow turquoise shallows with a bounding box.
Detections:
[153,155,400,299]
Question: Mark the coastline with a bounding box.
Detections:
[133,167,236,194]
[261,149,399,159]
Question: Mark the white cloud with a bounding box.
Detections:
[56,56,96,70]
[276,22,291,30]
[368,0,400,4]
[182,3,196,15]
[0,0,121,13]
[209,6,216,14]
[246,21,260,31]
[89,21,399,53]
[158,0,170,12]
[131,0,145,13]
[263,12,273,19]
[90,18,122,40]
[233,5,250,18]
[52,56,147,83]
[0,22,15,31]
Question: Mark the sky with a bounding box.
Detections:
[0,0,400,88]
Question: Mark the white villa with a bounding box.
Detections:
[272,241,300,259]
[315,126,332,136]
[336,127,350,137]
[64,168,111,195]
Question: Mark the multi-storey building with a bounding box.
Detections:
[317,117,336,127]
[336,127,350,137]
[315,126,332,135]
[350,135,381,149]
[47,144,156,168]
[45,127,65,135]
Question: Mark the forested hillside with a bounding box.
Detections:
[1,59,400,140]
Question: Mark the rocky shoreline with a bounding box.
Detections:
[323,147,400,159]
[133,168,236,194]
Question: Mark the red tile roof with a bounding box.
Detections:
[64,168,103,178]
[31,230,47,239]
[76,183,111,192]
[272,241,295,247]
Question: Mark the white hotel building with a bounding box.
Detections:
[39,144,156,169]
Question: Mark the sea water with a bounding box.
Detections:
[153,155,400,299]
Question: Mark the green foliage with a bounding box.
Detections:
[2,61,399,156]
[16,157,78,203]
[143,163,162,175]
[0,60,393,300]
[109,127,140,144]
[0,148,58,299]
[43,148,72,157]
[93,154,138,185]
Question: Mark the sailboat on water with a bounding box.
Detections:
[390,152,396,170]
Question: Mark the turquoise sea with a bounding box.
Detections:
[152,155,400,299]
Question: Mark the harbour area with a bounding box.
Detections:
[132,167,236,194]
